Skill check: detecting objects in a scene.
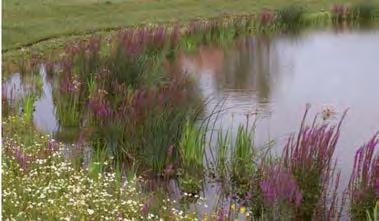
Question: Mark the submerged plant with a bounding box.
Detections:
[348,133,379,220]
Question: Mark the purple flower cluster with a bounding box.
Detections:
[13,147,31,171]
[118,25,170,57]
[332,4,351,20]
[260,165,302,208]
[47,139,59,152]
[349,132,379,201]
[282,107,346,179]
[88,89,111,119]
[60,74,81,93]
[259,10,276,26]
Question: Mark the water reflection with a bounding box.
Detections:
[33,66,59,133]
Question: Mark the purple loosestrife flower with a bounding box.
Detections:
[260,165,302,208]
[216,208,226,221]
[152,25,166,48]
[171,23,181,45]
[89,89,111,119]
[141,195,154,216]
[260,10,276,26]
[282,106,347,219]
[14,147,31,171]
[349,132,379,204]
[60,74,81,93]
[47,139,59,152]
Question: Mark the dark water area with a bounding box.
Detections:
[3,27,379,217]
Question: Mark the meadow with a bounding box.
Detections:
[2,1,379,220]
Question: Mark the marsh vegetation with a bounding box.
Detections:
[2,2,379,220]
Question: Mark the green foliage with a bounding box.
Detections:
[231,125,255,186]
[366,201,379,221]
[216,129,230,179]
[178,120,206,193]
[21,93,36,122]
[277,5,305,28]
[179,120,205,174]
[352,3,376,21]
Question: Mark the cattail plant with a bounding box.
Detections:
[348,133,379,220]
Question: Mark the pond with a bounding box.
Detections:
[179,28,379,183]
[3,26,379,218]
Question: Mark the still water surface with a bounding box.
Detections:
[180,29,379,179]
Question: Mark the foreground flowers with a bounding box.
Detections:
[2,116,195,221]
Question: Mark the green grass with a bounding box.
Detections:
[3,0,367,53]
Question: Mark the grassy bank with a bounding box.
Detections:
[3,0,367,52]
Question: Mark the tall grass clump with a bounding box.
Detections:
[276,5,305,29]
[352,3,377,21]
[331,4,352,23]
[257,9,277,31]
[348,133,379,220]
[178,120,206,193]
[282,106,346,220]
[48,24,209,177]
[366,201,379,221]
[231,125,255,188]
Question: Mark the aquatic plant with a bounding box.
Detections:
[260,164,302,220]
[352,2,376,21]
[21,93,36,122]
[230,124,255,187]
[179,120,205,174]
[282,106,346,220]
[348,133,379,220]
[258,9,276,28]
[178,120,206,193]
[216,129,230,180]
[366,201,379,221]
[276,5,305,29]
[331,4,352,23]
[2,86,13,118]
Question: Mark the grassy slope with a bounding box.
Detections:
[3,0,363,52]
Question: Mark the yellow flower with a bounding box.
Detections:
[231,204,236,210]
[239,207,246,214]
